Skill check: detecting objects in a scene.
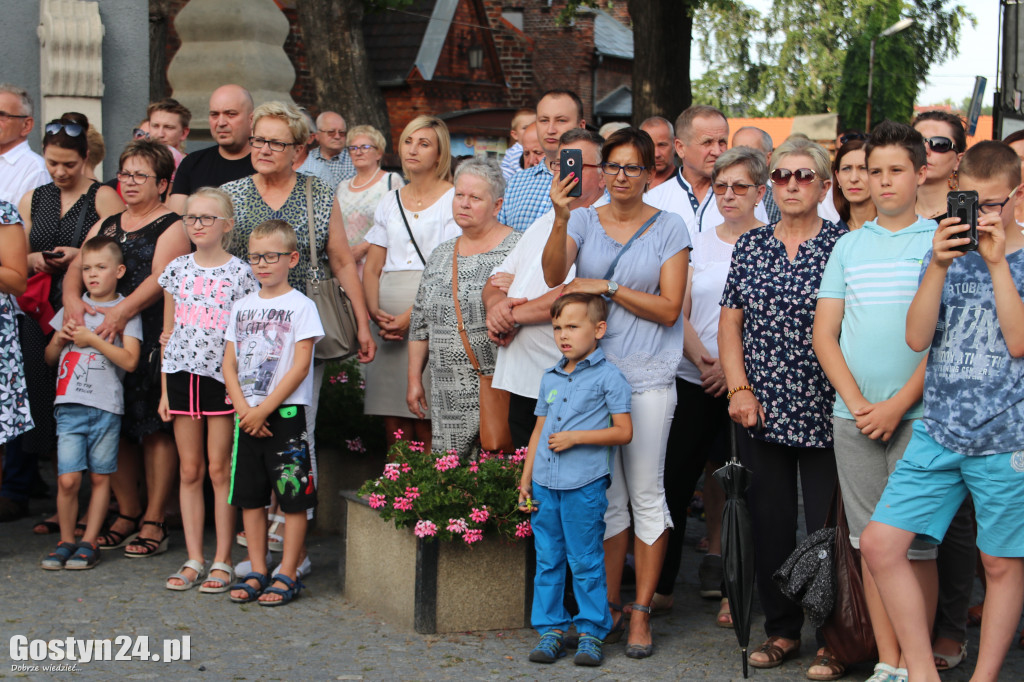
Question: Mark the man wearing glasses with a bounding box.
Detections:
[298,111,355,190]
[0,84,49,204]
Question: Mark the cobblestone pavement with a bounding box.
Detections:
[2,491,1022,681]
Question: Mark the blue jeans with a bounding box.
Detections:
[55,404,120,475]
[531,477,613,638]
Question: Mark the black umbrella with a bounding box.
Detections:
[713,421,756,679]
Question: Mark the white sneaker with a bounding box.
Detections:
[865,662,898,682]
[273,554,312,580]
[892,667,908,682]
[234,549,273,577]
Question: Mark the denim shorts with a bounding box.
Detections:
[55,404,120,475]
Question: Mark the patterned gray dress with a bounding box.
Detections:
[410,232,521,456]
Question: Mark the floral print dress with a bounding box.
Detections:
[0,199,34,443]
[720,220,847,448]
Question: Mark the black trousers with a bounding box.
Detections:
[508,392,538,452]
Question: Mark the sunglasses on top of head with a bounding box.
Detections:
[923,136,957,154]
[770,168,818,185]
[839,132,867,145]
[45,121,84,137]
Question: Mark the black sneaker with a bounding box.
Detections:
[698,553,723,598]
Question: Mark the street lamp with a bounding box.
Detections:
[866,18,914,132]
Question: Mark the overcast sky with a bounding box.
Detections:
[690,1,1000,109]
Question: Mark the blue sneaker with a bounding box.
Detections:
[574,634,604,666]
[528,631,566,663]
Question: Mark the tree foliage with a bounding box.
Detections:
[692,0,972,126]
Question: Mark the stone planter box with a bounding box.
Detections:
[339,491,533,634]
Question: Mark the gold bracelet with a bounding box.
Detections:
[727,385,752,401]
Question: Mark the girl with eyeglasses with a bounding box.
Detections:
[60,139,191,558]
[719,137,847,679]
[334,124,404,276]
[913,111,967,220]
[157,187,257,593]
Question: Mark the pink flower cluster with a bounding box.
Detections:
[414,520,437,538]
[383,462,401,481]
[447,518,468,534]
[401,462,412,473]
[515,521,532,538]
[345,437,366,453]
[328,371,348,384]
[368,493,387,509]
[463,528,483,544]
[470,507,489,524]
[404,486,420,500]
[468,462,479,473]
[434,453,460,472]
[407,441,426,453]
[393,496,413,511]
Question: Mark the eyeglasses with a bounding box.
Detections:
[923,136,957,154]
[318,129,347,137]
[132,128,150,140]
[713,182,758,196]
[600,162,647,177]
[0,110,29,121]
[247,251,293,265]
[771,168,818,185]
[181,215,227,227]
[116,171,156,185]
[347,144,377,153]
[548,159,602,172]
[45,122,84,137]
[979,193,1015,215]
[839,132,867,145]
[249,137,298,152]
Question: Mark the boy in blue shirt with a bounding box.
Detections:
[813,120,938,682]
[519,292,632,667]
[862,140,1024,682]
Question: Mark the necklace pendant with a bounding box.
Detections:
[119,231,127,243]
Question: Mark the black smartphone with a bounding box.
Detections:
[41,251,64,259]
[559,148,583,198]
[946,190,979,252]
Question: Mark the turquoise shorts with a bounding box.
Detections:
[872,420,1024,558]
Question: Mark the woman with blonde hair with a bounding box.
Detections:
[363,115,458,450]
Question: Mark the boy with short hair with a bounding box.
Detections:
[41,236,142,570]
[519,293,632,667]
[223,219,324,606]
[861,140,1024,682]
[501,107,538,179]
[813,120,939,681]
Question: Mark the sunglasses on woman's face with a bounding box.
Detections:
[923,136,957,154]
[770,168,817,185]
[45,122,84,137]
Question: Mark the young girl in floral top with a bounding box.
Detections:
[158,187,257,593]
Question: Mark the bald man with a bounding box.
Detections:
[168,84,255,213]
[298,111,355,189]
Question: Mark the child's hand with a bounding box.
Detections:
[158,393,172,423]
[71,325,99,348]
[976,212,1008,266]
[54,321,76,345]
[238,406,272,438]
[518,482,538,513]
[547,430,577,453]
[159,329,173,346]
[853,397,905,442]
[931,216,971,267]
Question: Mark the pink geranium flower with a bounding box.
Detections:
[470,507,489,523]
[393,496,413,511]
[515,521,532,538]
[414,520,437,537]
[447,518,468,534]
[383,462,401,481]
[404,486,420,500]
[463,528,483,544]
[368,493,387,509]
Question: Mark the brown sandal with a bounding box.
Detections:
[716,597,733,628]
[806,647,846,681]
[748,636,800,669]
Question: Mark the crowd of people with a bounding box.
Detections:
[0,80,1022,680]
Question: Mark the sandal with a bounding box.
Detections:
[199,562,235,594]
[229,571,270,603]
[716,597,733,628]
[40,542,78,570]
[967,603,983,627]
[624,603,654,659]
[259,573,304,607]
[166,559,206,590]
[124,520,169,558]
[236,513,285,552]
[32,519,60,535]
[748,636,800,669]
[933,640,967,671]
[97,513,142,550]
[604,602,627,644]
[66,541,102,570]
[806,647,845,681]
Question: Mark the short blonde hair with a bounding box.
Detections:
[399,115,452,182]
[347,124,386,154]
[770,137,832,184]
[252,101,310,146]
[185,187,236,249]
[250,218,298,253]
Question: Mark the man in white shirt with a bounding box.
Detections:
[645,105,768,240]
[483,128,605,447]
[0,84,50,204]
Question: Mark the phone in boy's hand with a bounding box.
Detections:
[560,148,583,198]
[946,190,979,252]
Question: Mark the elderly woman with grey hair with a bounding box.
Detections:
[407,158,520,455]
[657,146,768,624]
[718,137,847,678]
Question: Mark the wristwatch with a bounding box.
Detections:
[606,280,619,297]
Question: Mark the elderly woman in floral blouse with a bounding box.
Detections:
[719,137,847,680]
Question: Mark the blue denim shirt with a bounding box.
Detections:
[532,347,632,490]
